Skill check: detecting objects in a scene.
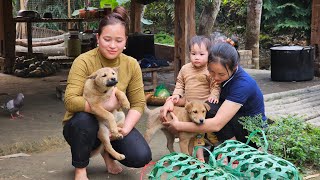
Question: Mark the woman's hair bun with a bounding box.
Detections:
[113,6,129,24]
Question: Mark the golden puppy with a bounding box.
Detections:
[83,67,130,160]
[144,100,210,155]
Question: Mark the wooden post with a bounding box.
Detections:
[3,0,15,74]
[26,21,32,57]
[130,0,143,33]
[174,0,196,79]
[68,0,71,29]
[0,1,4,58]
[311,0,320,77]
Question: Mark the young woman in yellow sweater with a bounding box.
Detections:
[62,6,151,180]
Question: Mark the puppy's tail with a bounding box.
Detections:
[144,93,153,116]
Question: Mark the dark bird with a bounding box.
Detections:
[1,93,25,119]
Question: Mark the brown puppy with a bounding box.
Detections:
[144,100,210,155]
[83,67,130,160]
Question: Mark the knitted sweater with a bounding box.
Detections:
[62,48,145,122]
[173,63,220,102]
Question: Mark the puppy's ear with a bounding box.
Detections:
[185,101,193,112]
[204,103,211,111]
[112,67,120,73]
[87,72,97,79]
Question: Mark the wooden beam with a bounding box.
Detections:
[130,0,143,33]
[174,0,196,79]
[311,0,320,76]
[3,0,15,74]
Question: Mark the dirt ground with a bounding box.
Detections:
[0,69,68,148]
[1,68,320,179]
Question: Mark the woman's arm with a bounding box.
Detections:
[163,100,242,133]
[120,109,142,136]
[64,58,88,113]
[117,59,145,136]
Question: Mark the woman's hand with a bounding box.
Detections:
[162,112,180,134]
[118,126,130,137]
[160,99,175,122]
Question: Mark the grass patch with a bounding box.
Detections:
[0,135,68,156]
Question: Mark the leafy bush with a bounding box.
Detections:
[154,32,174,45]
[238,114,268,148]
[144,0,174,34]
[267,116,320,168]
[216,0,247,34]
[239,115,320,170]
[259,34,273,49]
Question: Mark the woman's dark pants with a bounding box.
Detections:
[206,102,257,148]
[63,112,152,168]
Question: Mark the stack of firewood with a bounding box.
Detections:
[13,56,60,78]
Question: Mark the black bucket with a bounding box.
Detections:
[270,46,314,81]
[123,33,155,60]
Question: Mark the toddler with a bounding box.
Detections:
[166,35,220,162]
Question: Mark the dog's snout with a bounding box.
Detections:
[106,78,118,87]
[199,119,204,124]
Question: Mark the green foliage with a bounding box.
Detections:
[259,34,273,49]
[216,0,247,34]
[239,114,268,148]
[144,0,174,34]
[154,32,174,45]
[239,115,320,170]
[267,116,320,169]
[262,0,311,41]
[99,0,129,9]
[28,0,69,31]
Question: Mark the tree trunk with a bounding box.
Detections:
[130,0,144,33]
[245,0,263,69]
[311,0,320,77]
[198,0,221,36]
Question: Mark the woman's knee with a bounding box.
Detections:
[121,145,152,168]
[68,112,99,133]
[64,112,99,143]
[113,128,152,167]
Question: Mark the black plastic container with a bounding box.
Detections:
[270,46,314,81]
[123,33,155,60]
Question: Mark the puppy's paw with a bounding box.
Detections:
[122,101,130,110]
[110,132,123,140]
[114,154,126,161]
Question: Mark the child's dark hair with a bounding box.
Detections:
[97,6,129,36]
[208,42,240,72]
[189,35,211,52]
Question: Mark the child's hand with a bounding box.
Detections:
[208,96,219,104]
[171,95,180,104]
